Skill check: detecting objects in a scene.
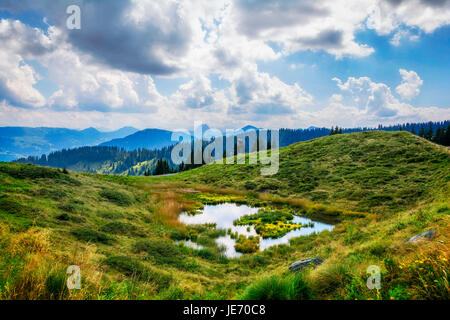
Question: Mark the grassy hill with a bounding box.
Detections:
[176,131,450,214]
[0,131,448,300]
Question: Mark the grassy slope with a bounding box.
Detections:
[0,131,448,300]
[176,131,450,213]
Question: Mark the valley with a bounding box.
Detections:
[0,131,448,300]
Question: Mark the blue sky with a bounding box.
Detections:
[0,0,449,130]
[259,25,450,108]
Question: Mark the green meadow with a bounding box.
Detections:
[0,131,448,300]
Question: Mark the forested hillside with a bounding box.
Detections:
[14,121,450,176]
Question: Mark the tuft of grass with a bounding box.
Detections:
[99,189,133,206]
[309,264,353,297]
[71,228,113,244]
[44,269,69,300]
[240,273,312,300]
[100,222,140,236]
[97,210,124,220]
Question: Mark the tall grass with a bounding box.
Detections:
[240,273,312,300]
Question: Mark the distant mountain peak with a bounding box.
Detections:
[241,125,260,131]
[81,127,100,133]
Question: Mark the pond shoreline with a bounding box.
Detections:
[178,202,334,258]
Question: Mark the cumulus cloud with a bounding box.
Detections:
[395,69,423,100]
[170,75,227,111]
[368,0,450,35]
[0,19,52,108]
[0,18,166,112]
[0,1,449,129]
[232,0,375,58]
[0,0,193,75]
[330,75,448,125]
[228,65,313,117]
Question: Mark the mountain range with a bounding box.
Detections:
[0,126,138,161]
[99,128,175,151]
[3,121,449,163]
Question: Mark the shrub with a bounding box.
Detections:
[100,222,137,235]
[38,188,67,200]
[133,239,186,268]
[104,255,146,277]
[56,213,70,221]
[72,228,113,244]
[0,163,80,185]
[240,273,312,300]
[194,248,217,261]
[234,235,260,254]
[0,164,61,179]
[56,213,85,223]
[244,181,257,190]
[58,203,85,214]
[97,210,124,220]
[99,190,133,206]
[0,199,24,215]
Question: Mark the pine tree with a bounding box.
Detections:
[433,127,442,144]
[418,125,425,138]
[443,124,450,146]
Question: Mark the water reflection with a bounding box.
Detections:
[175,240,204,250]
[178,203,334,258]
[179,203,259,237]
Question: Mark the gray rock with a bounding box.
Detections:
[289,257,323,272]
[406,230,437,243]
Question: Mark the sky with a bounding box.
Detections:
[0,0,449,131]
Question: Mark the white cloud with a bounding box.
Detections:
[329,74,448,126]
[395,69,423,100]
[0,19,166,112]
[232,0,376,58]
[367,0,450,36]
[0,19,49,108]
[170,75,227,111]
[228,64,313,117]
[390,29,420,46]
[0,1,449,130]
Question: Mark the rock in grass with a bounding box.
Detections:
[406,230,437,243]
[289,257,323,272]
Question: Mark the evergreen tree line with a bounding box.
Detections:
[329,126,343,135]
[414,122,450,145]
[144,159,175,176]
[15,121,450,176]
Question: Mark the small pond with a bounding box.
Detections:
[178,203,334,258]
